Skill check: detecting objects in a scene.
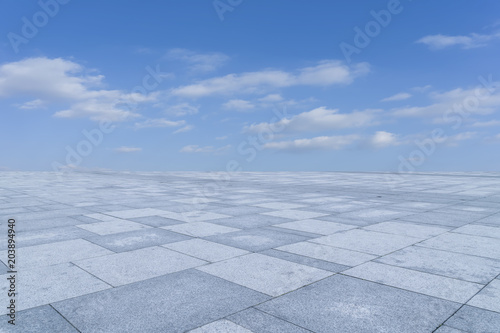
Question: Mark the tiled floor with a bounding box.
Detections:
[1,171,500,332]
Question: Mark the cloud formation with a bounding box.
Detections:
[416,32,500,50]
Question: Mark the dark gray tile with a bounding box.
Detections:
[209,214,292,229]
[205,228,309,252]
[257,274,460,333]
[260,249,350,272]
[228,308,311,333]
[129,215,187,227]
[0,305,78,333]
[445,305,500,333]
[52,269,269,333]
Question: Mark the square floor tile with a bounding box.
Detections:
[209,214,292,229]
[364,221,449,239]
[444,305,500,333]
[227,308,311,333]
[77,219,151,235]
[52,269,269,333]
[343,262,483,303]
[84,228,192,252]
[261,209,329,220]
[311,229,420,255]
[275,219,355,235]
[419,233,500,260]
[256,274,459,333]
[159,210,231,222]
[0,305,79,333]
[0,239,113,269]
[377,246,500,284]
[197,253,333,296]
[105,208,170,219]
[163,239,249,262]
[0,263,110,314]
[205,228,309,252]
[187,319,253,333]
[467,279,500,313]
[276,241,377,266]
[74,246,207,286]
[451,224,500,239]
[162,222,240,237]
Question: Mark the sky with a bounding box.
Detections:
[1,0,500,172]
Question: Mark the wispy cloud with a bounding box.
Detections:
[134,118,185,129]
[416,32,500,50]
[17,99,46,109]
[180,144,231,154]
[171,60,369,98]
[173,125,194,134]
[223,99,255,111]
[369,131,401,148]
[244,106,379,134]
[165,48,229,73]
[115,146,142,153]
[164,103,199,116]
[381,92,411,102]
[471,120,500,127]
[263,135,359,151]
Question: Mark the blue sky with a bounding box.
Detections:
[1,0,500,172]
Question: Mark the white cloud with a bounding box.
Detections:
[263,135,359,151]
[165,48,229,73]
[470,120,500,127]
[244,106,379,134]
[180,144,231,154]
[17,99,46,109]
[369,131,400,148]
[0,57,158,122]
[258,94,283,103]
[164,103,199,116]
[392,85,500,121]
[381,92,411,102]
[223,99,255,111]
[435,132,476,147]
[416,32,500,50]
[115,146,142,153]
[134,118,185,129]
[171,60,369,98]
[173,125,194,134]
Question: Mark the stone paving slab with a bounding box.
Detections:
[1,171,500,332]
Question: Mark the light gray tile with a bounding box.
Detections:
[228,308,311,333]
[187,319,253,333]
[419,233,500,260]
[104,208,170,219]
[467,279,500,313]
[0,305,79,333]
[163,239,249,262]
[162,222,240,237]
[261,209,329,220]
[343,262,483,303]
[77,219,151,235]
[364,221,449,239]
[445,305,500,333]
[311,229,420,255]
[197,253,333,296]
[0,263,110,314]
[74,246,206,286]
[159,210,231,222]
[277,241,376,266]
[451,224,500,239]
[275,219,355,235]
[377,246,500,284]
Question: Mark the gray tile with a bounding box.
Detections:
[16,226,97,248]
[0,305,78,333]
[0,239,113,269]
[187,319,253,332]
[364,221,449,239]
[276,241,377,266]
[0,263,111,314]
[343,262,483,303]
[159,210,231,222]
[129,215,186,227]
[205,228,309,252]
[259,249,350,272]
[335,208,413,223]
[74,246,206,286]
[84,228,192,252]
[52,269,269,333]
[467,279,500,313]
[209,205,273,216]
[105,208,170,219]
[162,222,240,237]
[163,239,249,262]
[445,305,500,333]
[257,274,460,333]
[227,308,311,333]
[312,229,420,255]
[400,212,477,227]
[197,253,333,296]
[254,202,308,210]
[376,246,500,284]
[76,219,151,235]
[451,224,500,239]
[261,209,329,220]
[434,326,466,333]
[210,214,297,229]
[275,219,355,235]
[419,233,500,260]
